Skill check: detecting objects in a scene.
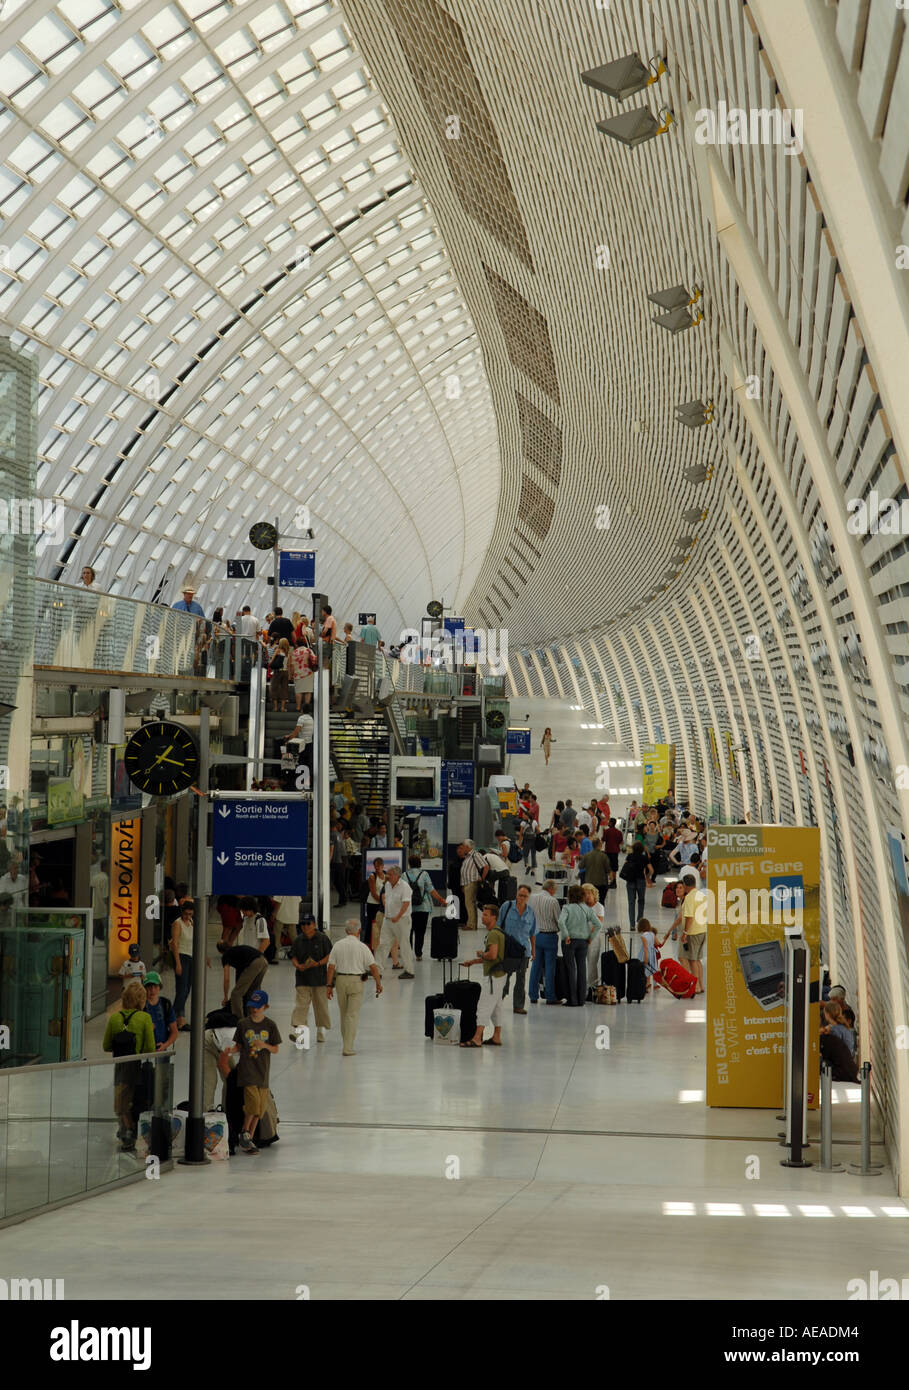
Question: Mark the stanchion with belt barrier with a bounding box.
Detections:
[848,1061,884,1177]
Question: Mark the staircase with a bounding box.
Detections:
[328,710,391,816]
[456,703,482,754]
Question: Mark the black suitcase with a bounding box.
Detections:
[601,950,627,1001]
[626,959,646,1003]
[425,991,447,1040]
[443,975,481,1043]
[430,919,459,960]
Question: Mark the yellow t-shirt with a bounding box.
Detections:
[683,889,708,935]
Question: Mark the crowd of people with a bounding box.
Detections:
[100,737,860,1149]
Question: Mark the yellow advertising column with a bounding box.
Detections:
[706,825,820,1108]
[108,816,142,976]
[642,744,675,803]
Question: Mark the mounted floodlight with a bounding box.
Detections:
[581,54,666,102]
[681,507,704,524]
[653,304,704,334]
[674,536,692,549]
[683,463,712,483]
[596,105,674,147]
[675,399,714,429]
[647,285,690,310]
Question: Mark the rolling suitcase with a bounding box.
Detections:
[655,957,698,999]
[601,949,627,1001]
[626,958,647,1003]
[444,967,481,1043]
[424,991,447,1040]
[430,919,458,960]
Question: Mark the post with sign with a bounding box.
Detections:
[183,706,210,1167]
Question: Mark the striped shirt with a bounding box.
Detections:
[460,850,488,885]
[528,890,561,934]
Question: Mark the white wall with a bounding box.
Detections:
[504,697,641,827]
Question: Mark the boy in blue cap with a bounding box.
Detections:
[220,990,281,1155]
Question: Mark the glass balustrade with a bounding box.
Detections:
[0,1051,175,1225]
[32,581,259,680]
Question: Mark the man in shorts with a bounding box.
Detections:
[678,869,708,995]
[221,990,281,1154]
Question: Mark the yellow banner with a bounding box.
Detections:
[108,817,141,975]
[707,726,720,773]
[642,744,675,803]
[706,825,820,1108]
[724,731,739,781]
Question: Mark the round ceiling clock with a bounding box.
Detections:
[249,521,278,551]
[486,708,506,730]
[124,720,200,796]
[426,599,443,619]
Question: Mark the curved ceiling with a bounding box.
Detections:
[0,0,500,625]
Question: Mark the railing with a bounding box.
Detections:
[328,637,505,702]
[0,1050,175,1226]
[33,580,260,680]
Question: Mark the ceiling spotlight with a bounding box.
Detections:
[581,54,666,102]
[681,506,705,524]
[596,105,674,148]
[683,463,713,483]
[648,285,703,334]
[675,400,714,429]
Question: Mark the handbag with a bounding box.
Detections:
[611,930,629,964]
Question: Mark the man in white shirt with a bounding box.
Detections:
[326,921,383,1056]
[237,896,271,951]
[379,865,415,978]
[0,860,27,917]
[236,606,259,638]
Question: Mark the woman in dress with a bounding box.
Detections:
[540,727,555,765]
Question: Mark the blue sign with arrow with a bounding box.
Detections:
[506,728,531,754]
[212,797,309,894]
[279,550,316,588]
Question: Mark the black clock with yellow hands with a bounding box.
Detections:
[123,720,200,796]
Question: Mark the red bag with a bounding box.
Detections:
[661,881,679,908]
[655,957,698,999]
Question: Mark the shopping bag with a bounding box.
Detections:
[433,1007,462,1044]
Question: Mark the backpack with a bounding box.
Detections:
[507,840,522,864]
[111,1010,139,1056]
[406,870,425,909]
[661,881,679,908]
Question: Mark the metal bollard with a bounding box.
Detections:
[816,1061,843,1173]
[847,1062,884,1177]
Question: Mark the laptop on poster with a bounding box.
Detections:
[737,940,785,1011]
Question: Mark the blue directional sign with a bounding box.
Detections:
[212,797,309,894]
[446,759,474,798]
[506,728,531,754]
[278,550,316,588]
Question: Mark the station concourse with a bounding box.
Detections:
[0,0,907,1337]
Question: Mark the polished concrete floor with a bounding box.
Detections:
[1,865,901,1301]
